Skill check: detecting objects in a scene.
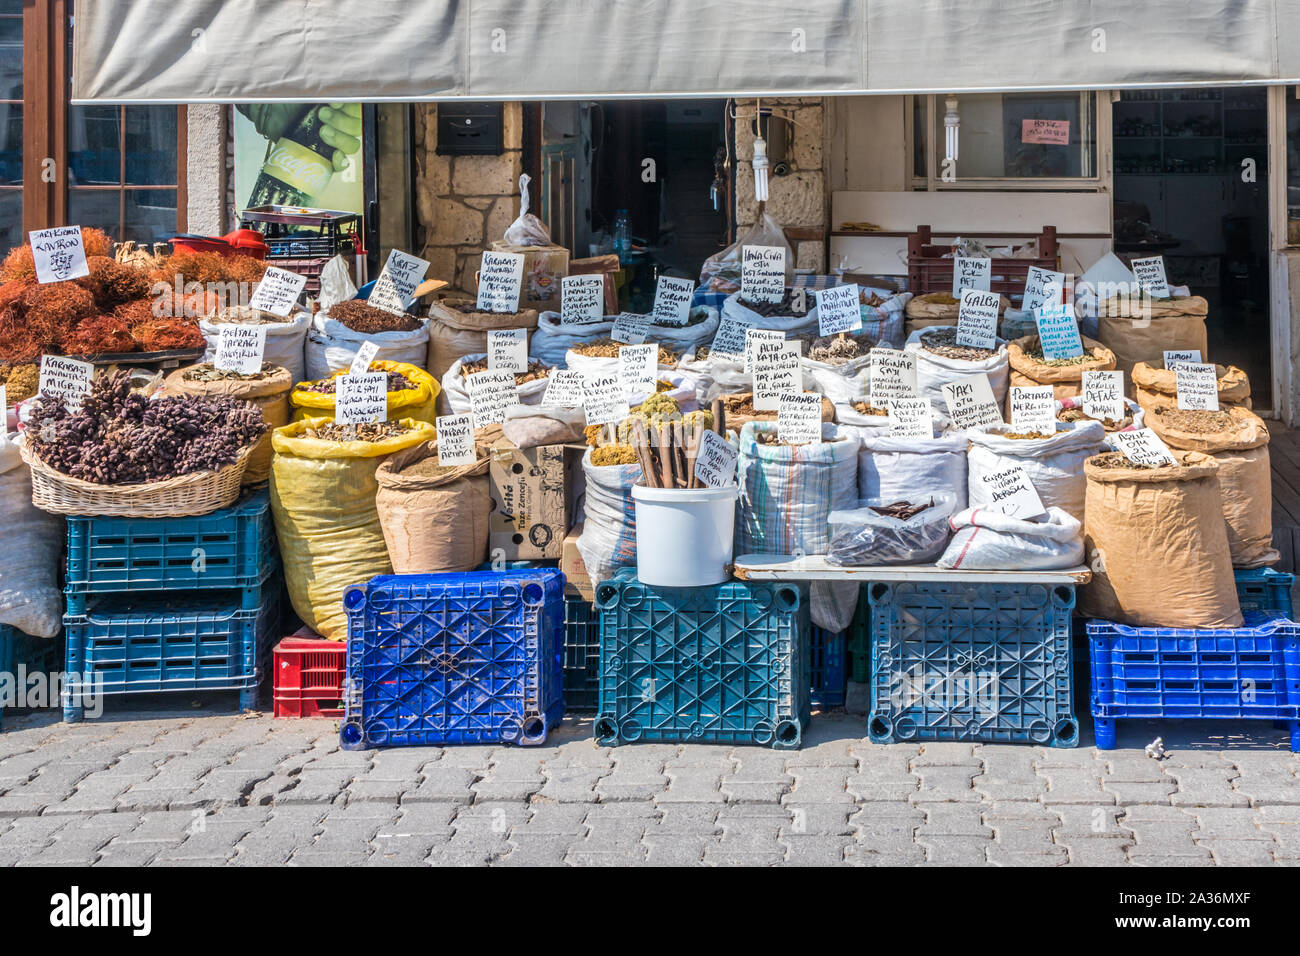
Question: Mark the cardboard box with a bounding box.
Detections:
[488,439,582,560]
[561,524,594,601]
[490,239,569,314]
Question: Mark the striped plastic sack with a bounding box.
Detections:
[576,449,642,585]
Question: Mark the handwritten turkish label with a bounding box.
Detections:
[1130,256,1170,300]
[369,249,430,316]
[349,340,380,376]
[1034,304,1085,360]
[213,325,267,374]
[1164,349,1202,374]
[956,288,1000,350]
[709,315,750,361]
[1108,428,1177,467]
[1081,371,1125,422]
[38,355,93,412]
[952,256,991,297]
[815,283,863,337]
[1021,119,1070,145]
[29,226,89,283]
[610,312,651,345]
[979,463,1048,520]
[1176,362,1220,411]
[694,430,739,488]
[651,275,695,327]
[435,414,477,466]
[1009,385,1057,432]
[752,340,802,411]
[334,372,389,425]
[1023,266,1066,313]
[740,245,786,304]
[476,251,525,313]
[618,344,658,395]
[247,266,308,317]
[559,274,606,326]
[542,369,584,408]
[465,369,520,428]
[777,392,824,446]
[581,372,629,428]
[867,348,918,408]
[744,328,785,375]
[888,398,933,438]
[487,328,529,373]
[941,372,1003,431]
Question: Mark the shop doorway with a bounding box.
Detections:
[1112,86,1272,406]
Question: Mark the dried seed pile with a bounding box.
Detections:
[738,290,808,316]
[328,300,422,333]
[208,305,295,325]
[0,363,38,402]
[1002,430,1056,440]
[305,421,412,443]
[571,339,678,364]
[851,401,888,417]
[296,370,415,394]
[183,363,279,383]
[920,327,997,361]
[1058,407,1132,431]
[1022,344,1101,367]
[1151,405,1236,434]
[807,332,876,365]
[1090,452,1162,471]
[460,358,552,383]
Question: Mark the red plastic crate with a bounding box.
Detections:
[273,632,346,719]
[906,224,1059,297]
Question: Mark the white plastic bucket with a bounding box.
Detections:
[631,483,739,587]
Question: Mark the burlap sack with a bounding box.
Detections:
[1132,361,1252,414]
[161,364,292,484]
[1144,404,1277,568]
[426,297,540,385]
[1079,450,1243,628]
[1097,296,1209,387]
[721,391,835,430]
[1007,334,1116,402]
[374,441,490,574]
[904,292,1009,337]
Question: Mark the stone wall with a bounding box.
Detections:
[413,103,524,296]
[733,97,828,272]
[185,105,229,235]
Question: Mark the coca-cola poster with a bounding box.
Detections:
[234,103,366,215]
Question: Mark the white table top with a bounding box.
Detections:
[732,553,1092,585]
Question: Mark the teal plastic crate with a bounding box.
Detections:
[1234,568,1294,616]
[809,626,847,708]
[0,626,59,730]
[563,596,600,713]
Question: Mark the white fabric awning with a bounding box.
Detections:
[72,0,1300,104]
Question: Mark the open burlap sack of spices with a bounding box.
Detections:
[1097,295,1208,385]
[426,297,539,383]
[904,292,1009,336]
[1144,403,1278,569]
[1007,334,1116,403]
[1079,450,1242,628]
[1132,360,1251,414]
[161,363,292,485]
[375,440,490,574]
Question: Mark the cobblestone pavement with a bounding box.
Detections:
[0,702,1296,866]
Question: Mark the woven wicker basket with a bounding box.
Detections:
[20,442,253,517]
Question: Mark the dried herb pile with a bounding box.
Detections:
[920,327,998,361]
[296,370,415,394]
[327,300,423,333]
[305,421,412,443]
[460,358,551,383]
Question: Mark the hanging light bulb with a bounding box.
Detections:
[752,133,770,202]
[944,95,960,162]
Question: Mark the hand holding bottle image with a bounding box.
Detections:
[237,103,364,209]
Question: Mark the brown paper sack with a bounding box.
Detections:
[426,297,539,385]
[375,441,491,574]
[1132,361,1252,413]
[1007,334,1116,402]
[1097,296,1208,389]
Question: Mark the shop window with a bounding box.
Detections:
[1286,87,1300,245]
[0,0,20,250]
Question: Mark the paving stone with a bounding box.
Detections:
[912,743,981,767]
[973,750,1047,801]
[843,843,927,865]
[642,836,714,865]
[916,835,989,864]
[1187,807,1276,841]
[1057,839,1135,866]
[779,834,853,865]
[1166,768,1250,808]
[1230,770,1300,805]
[1100,781,1177,805]
[917,804,991,838]
[1039,768,1113,805]
[910,766,980,802]
[1198,839,1277,866]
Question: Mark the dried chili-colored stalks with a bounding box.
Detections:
[0,305,46,362]
[77,257,153,311]
[20,283,97,347]
[1,227,112,284]
[149,250,267,288]
[130,316,205,351]
[59,314,138,357]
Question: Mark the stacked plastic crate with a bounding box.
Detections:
[60,488,281,722]
[0,626,59,730]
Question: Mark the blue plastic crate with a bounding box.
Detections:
[62,584,281,721]
[1088,612,1300,751]
[868,581,1079,747]
[809,626,847,708]
[64,488,277,604]
[1234,568,1295,616]
[593,569,810,749]
[563,595,600,713]
[0,626,59,731]
[339,570,565,749]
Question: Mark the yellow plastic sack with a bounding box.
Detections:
[289,360,440,425]
[270,417,437,640]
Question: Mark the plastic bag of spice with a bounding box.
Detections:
[699,212,792,294]
[0,438,63,638]
[440,352,552,415]
[905,326,1009,417]
[306,305,430,381]
[937,506,1083,571]
[576,448,642,585]
[200,310,311,385]
[827,494,958,566]
[269,417,436,640]
[531,305,719,369]
[1007,334,1117,402]
[904,292,1010,337]
[290,360,439,425]
[966,420,1107,523]
[1131,360,1251,414]
[1144,404,1278,568]
[374,440,490,574]
[720,291,819,336]
[857,431,969,508]
[426,297,539,383]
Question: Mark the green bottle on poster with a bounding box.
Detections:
[245,106,334,208]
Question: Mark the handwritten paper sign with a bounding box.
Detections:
[744,328,785,374]
[942,372,1003,431]
[709,316,750,361]
[38,355,94,412]
[888,398,933,438]
[952,256,992,297]
[560,274,606,326]
[542,369,584,408]
[1108,428,1177,466]
[777,392,824,446]
[487,328,528,373]
[618,344,658,395]
[694,430,739,488]
[1023,266,1066,313]
[1081,371,1125,422]
[979,463,1048,520]
[1034,304,1085,360]
[1176,362,1220,411]
[956,288,1000,350]
[435,414,477,466]
[610,312,651,345]
[740,245,786,304]
[1021,119,1070,145]
[213,325,267,374]
[1130,256,1170,300]
[476,251,525,313]
[1164,349,1202,374]
[334,372,388,425]
[247,266,308,317]
[867,349,918,408]
[581,372,629,428]
[349,340,380,376]
[815,283,863,337]
[369,249,430,316]
[651,275,695,327]
[465,369,520,428]
[752,340,801,411]
[29,226,89,283]
[1009,385,1057,432]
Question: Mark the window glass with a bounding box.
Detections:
[932,92,1095,180]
